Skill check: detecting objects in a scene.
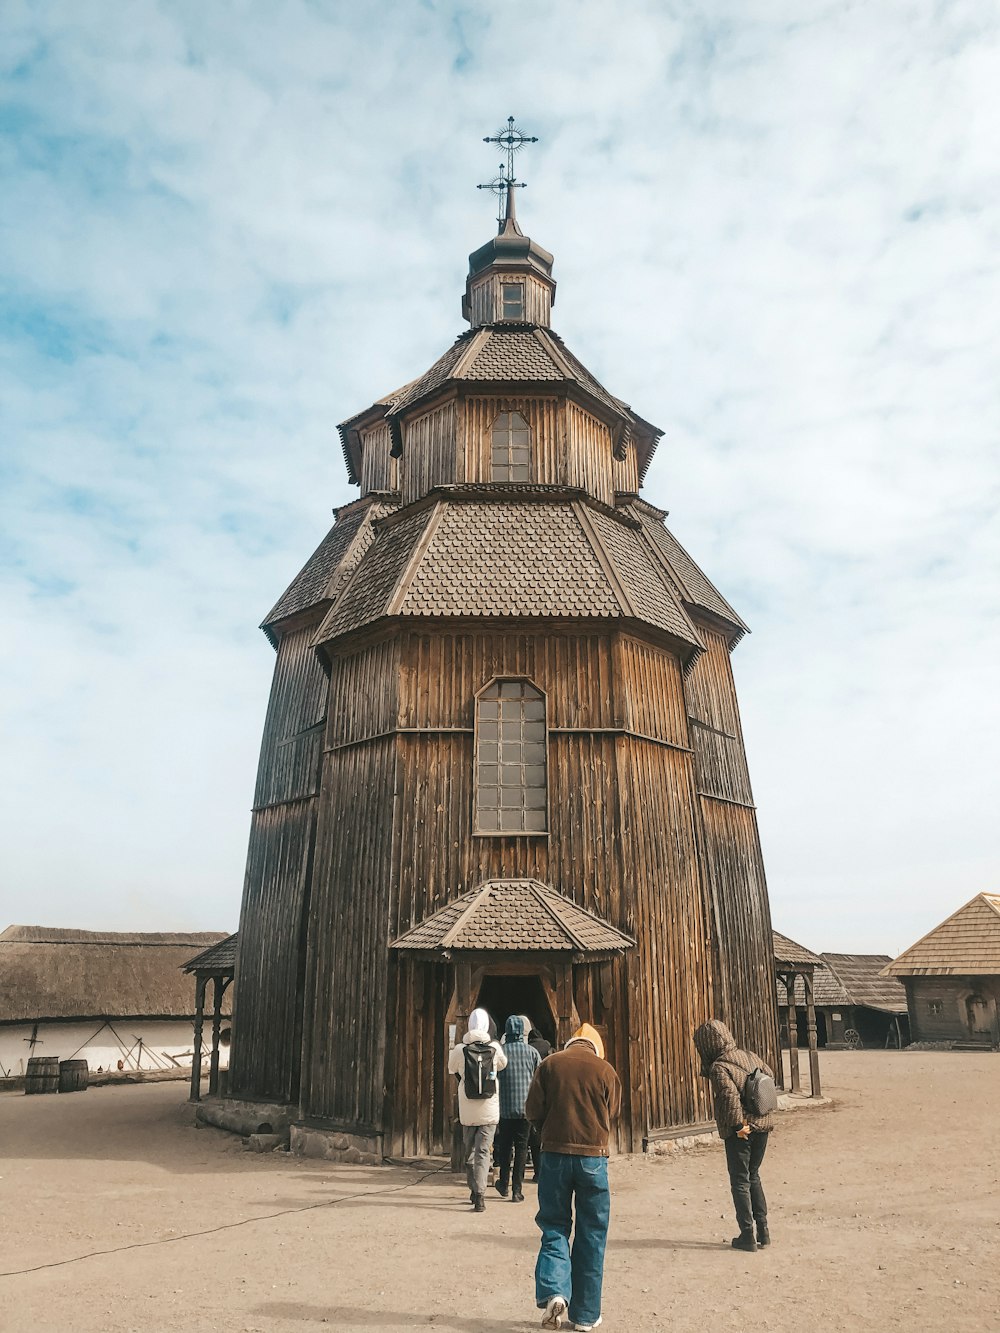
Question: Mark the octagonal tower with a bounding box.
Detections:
[226,189,779,1158]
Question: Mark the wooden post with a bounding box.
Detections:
[208,976,226,1097]
[556,963,573,1050]
[190,975,206,1103]
[785,973,800,1094]
[803,968,821,1098]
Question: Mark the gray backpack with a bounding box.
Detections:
[743,1067,778,1116]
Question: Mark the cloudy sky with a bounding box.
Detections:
[2,1,997,954]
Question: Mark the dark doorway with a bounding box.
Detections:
[475,974,556,1046]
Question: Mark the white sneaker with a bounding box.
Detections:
[573,1320,602,1331]
[541,1295,568,1329]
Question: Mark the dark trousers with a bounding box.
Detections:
[724,1130,769,1234]
[496,1116,531,1193]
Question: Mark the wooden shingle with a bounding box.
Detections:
[882,894,1000,976]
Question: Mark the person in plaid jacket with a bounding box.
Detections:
[494,1014,542,1201]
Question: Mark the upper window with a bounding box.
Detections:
[502,282,524,320]
[491,411,531,482]
[475,680,547,833]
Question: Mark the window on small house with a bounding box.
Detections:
[475,680,547,833]
[502,282,524,320]
[491,411,531,482]
[928,1000,943,1016]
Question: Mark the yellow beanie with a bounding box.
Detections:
[567,1022,605,1060]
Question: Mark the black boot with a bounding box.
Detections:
[494,1179,509,1198]
[473,1193,486,1213]
[756,1218,770,1247]
[731,1230,757,1252]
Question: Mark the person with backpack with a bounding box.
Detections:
[448,1006,507,1213]
[525,1023,621,1332]
[692,1019,777,1253]
[494,1014,542,1202]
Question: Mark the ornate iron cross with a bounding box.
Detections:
[478,116,538,228]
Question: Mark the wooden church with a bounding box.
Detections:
[226,135,779,1159]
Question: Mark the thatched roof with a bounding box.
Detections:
[882,893,1000,977]
[0,926,229,1022]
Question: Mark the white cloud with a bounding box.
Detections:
[1,0,997,952]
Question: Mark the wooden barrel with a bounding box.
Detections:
[58,1059,89,1093]
[25,1056,59,1095]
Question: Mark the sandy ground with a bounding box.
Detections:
[1,1052,997,1333]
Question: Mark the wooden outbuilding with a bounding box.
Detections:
[882,893,1000,1049]
[777,951,909,1049]
[224,182,780,1159]
[0,925,228,1078]
[183,933,237,1101]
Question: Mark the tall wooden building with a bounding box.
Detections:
[226,181,779,1159]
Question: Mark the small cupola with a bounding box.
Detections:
[463,185,556,328]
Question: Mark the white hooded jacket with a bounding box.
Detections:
[447,1008,508,1127]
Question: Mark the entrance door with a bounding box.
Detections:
[475,974,557,1046]
[966,994,993,1037]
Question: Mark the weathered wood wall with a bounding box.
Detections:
[905,976,999,1044]
[360,422,397,495]
[401,403,457,506]
[229,623,327,1104]
[468,274,552,327]
[684,626,780,1070]
[303,626,730,1155]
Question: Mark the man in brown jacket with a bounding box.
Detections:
[693,1019,775,1252]
[524,1023,622,1331]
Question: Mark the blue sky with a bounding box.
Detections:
[1,1,998,953]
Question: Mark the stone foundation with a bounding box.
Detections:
[196,1096,298,1140]
[290,1123,383,1165]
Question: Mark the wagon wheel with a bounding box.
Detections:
[843,1028,862,1050]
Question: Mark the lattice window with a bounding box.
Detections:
[475,680,547,833]
[490,411,531,482]
[502,282,524,320]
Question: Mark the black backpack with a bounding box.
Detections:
[743,1067,778,1116]
[462,1041,498,1099]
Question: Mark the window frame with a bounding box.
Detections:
[501,281,525,321]
[490,409,532,483]
[472,675,550,837]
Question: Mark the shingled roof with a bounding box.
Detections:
[776,953,907,1013]
[0,927,229,1022]
[882,893,1000,977]
[314,493,704,653]
[772,930,822,969]
[262,495,400,638]
[183,933,238,975]
[339,325,659,482]
[391,880,635,954]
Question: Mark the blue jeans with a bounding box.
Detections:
[534,1152,610,1327]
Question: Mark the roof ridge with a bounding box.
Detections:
[440,883,495,949]
[527,882,588,951]
[571,500,639,620]
[536,883,636,946]
[885,892,1000,972]
[386,501,446,615]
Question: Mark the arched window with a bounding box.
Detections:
[491,411,531,482]
[475,680,547,833]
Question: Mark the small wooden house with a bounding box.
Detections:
[0,926,230,1076]
[882,893,1000,1048]
[225,186,780,1159]
[776,950,908,1049]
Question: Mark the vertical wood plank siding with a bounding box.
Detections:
[683,627,780,1071]
[564,402,615,507]
[401,402,457,506]
[469,275,552,326]
[360,423,397,495]
[229,625,328,1103]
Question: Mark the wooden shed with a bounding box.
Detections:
[777,952,909,1049]
[882,893,1000,1048]
[0,925,229,1077]
[225,185,780,1159]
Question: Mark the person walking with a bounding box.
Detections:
[524,1023,621,1331]
[494,1014,542,1202]
[692,1019,775,1252]
[448,1006,507,1213]
[525,1022,552,1181]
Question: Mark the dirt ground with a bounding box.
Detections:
[1,1052,997,1333]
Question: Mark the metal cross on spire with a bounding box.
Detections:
[477,115,538,231]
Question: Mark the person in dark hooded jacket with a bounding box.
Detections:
[495,1014,541,1201]
[693,1019,774,1252]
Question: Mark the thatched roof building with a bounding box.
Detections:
[0,926,227,1022]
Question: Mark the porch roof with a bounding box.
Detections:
[391,880,636,954]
